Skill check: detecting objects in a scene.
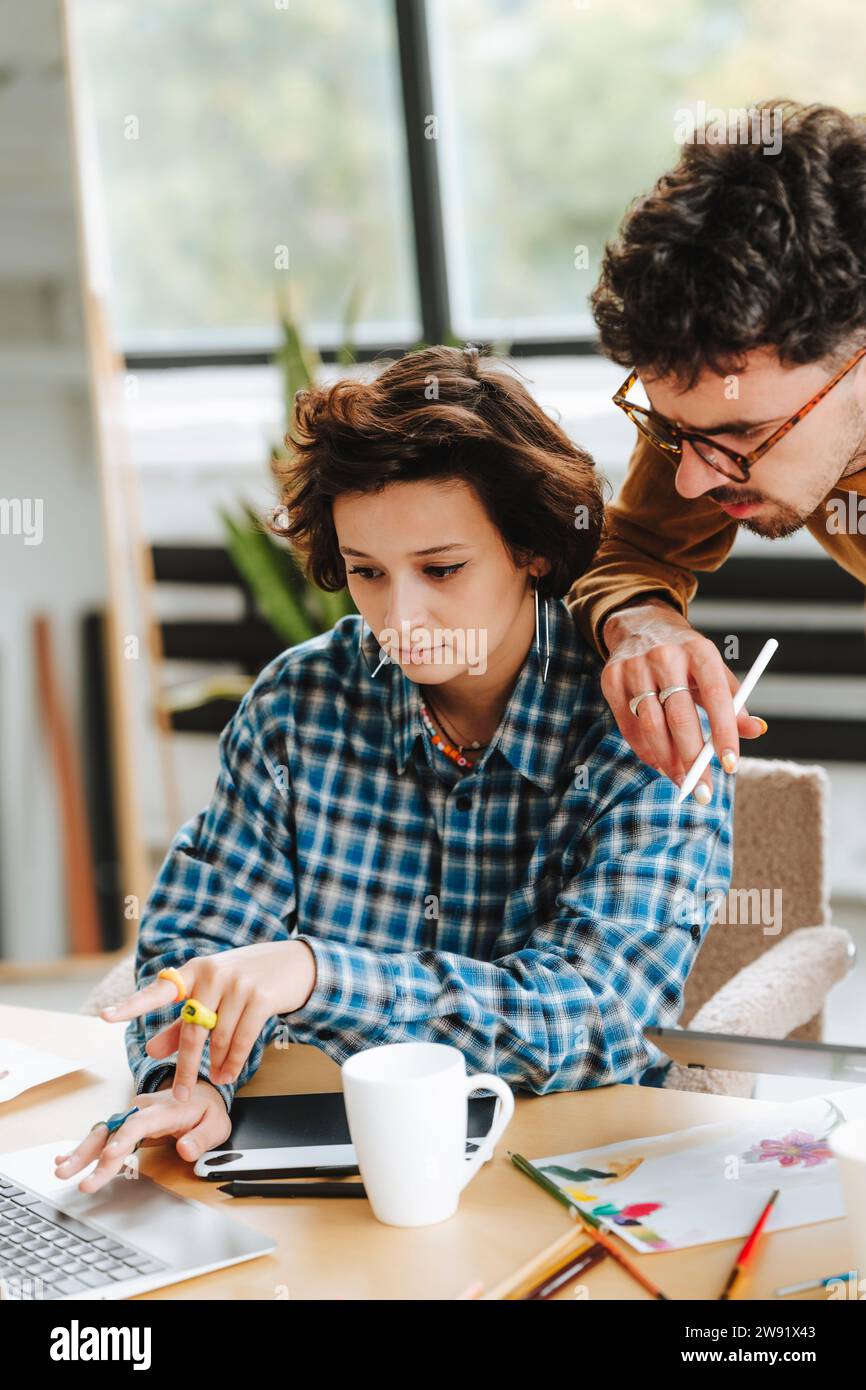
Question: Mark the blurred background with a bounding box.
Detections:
[1,1,864,1060]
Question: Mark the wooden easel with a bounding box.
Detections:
[58,0,181,949]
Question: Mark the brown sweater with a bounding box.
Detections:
[566,431,866,659]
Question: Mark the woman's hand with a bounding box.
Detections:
[100,939,317,1101]
[53,1077,231,1194]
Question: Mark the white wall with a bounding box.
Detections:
[0,0,109,959]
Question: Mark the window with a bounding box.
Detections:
[75,0,420,352]
[431,0,866,342]
[76,0,866,358]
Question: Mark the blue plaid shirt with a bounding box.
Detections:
[127,596,733,1112]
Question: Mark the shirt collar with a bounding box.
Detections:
[385,596,588,793]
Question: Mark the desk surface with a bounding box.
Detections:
[0,1004,857,1301]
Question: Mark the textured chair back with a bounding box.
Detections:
[681,758,830,1042]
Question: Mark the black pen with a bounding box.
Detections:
[205,1163,361,1181]
[218,1179,367,1198]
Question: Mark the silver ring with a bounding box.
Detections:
[658,684,692,706]
[628,690,657,718]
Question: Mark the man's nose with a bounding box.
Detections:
[674,441,728,499]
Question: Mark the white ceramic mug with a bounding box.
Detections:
[342,1041,515,1227]
[829,1118,866,1279]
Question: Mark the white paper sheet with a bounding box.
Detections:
[530,1089,861,1253]
[0,1038,91,1104]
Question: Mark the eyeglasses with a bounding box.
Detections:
[612,344,866,482]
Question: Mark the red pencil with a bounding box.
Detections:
[719,1188,780,1299]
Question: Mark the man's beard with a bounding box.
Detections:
[707,486,806,539]
[739,508,806,540]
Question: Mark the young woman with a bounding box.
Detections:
[55,346,733,1193]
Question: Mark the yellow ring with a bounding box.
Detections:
[180,998,218,1030]
[157,966,189,1003]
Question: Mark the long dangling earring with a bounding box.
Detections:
[360,620,391,680]
[533,576,550,683]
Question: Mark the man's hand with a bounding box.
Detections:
[99,939,318,1103]
[52,1077,231,1194]
[601,599,767,799]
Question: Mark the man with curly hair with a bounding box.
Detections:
[567,100,866,801]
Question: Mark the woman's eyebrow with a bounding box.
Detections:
[340,543,471,558]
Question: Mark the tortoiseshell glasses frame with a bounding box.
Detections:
[612,344,866,482]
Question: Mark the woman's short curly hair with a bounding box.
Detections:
[591,100,866,388]
[269,344,604,599]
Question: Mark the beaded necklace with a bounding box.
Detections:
[418,697,489,770]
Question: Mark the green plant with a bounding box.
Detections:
[219,285,362,650]
[218,497,354,648]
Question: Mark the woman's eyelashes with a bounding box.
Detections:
[348,562,467,582]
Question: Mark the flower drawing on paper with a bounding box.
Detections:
[742,1129,833,1169]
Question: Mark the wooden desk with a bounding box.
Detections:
[0,1004,856,1301]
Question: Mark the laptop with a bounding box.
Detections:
[645,1025,866,1083]
[0,1139,275,1301]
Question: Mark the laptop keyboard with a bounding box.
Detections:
[0,1173,169,1299]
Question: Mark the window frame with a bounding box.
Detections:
[119,0,600,371]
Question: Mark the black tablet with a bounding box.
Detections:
[194,1090,498,1180]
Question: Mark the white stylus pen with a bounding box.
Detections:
[677,637,779,804]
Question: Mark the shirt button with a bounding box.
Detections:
[456,795,472,811]
[690,924,701,941]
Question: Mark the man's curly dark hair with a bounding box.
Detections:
[591,100,866,388]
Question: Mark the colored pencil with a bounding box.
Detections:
[523,1241,607,1300]
[777,1271,855,1297]
[719,1188,780,1299]
[454,1279,486,1300]
[509,1151,669,1300]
